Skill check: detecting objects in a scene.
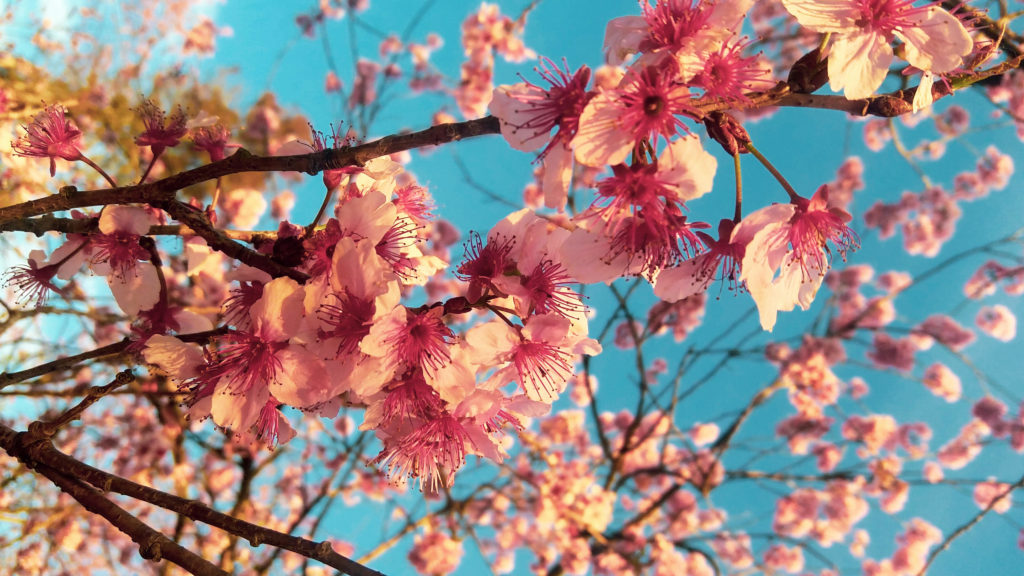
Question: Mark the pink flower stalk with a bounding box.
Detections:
[781,0,972,100]
[135,99,188,158]
[572,64,695,167]
[11,104,83,176]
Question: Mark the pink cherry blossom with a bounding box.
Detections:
[740,185,859,330]
[135,99,188,157]
[781,0,972,99]
[3,250,64,308]
[11,104,83,176]
[572,64,695,167]
[976,304,1017,342]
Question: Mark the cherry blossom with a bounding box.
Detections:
[781,0,973,99]
[11,104,83,176]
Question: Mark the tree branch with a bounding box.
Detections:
[0,422,387,576]
[3,427,229,576]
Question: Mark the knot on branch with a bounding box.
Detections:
[138,538,164,562]
[865,95,913,117]
[10,428,50,465]
[316,540,333,557]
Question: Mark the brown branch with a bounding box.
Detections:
[917,473,1024,576]
[0,116,501,224]
[0,216,275,242]
[0,422,386,576]
[2,427,229,576]
[0,338,132,390]
[156,200,307,282]
[36,369,134,435]
[0,328,227,391]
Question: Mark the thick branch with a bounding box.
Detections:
[3,427,229,576]
[0,422,385,576]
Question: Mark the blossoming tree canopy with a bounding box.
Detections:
[1,0,1023,575]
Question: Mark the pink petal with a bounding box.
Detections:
[98,205,154,235]
[542,142,573,210]
[489,83,551,152]
[270,345,331,408]
[781,0,860,32]
[107,263,160,315]
[143,335,204,380]
[250,277,304,342]
[571,92,634,167]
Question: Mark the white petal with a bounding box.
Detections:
[250,277,304,341]
[781,0,860,32]
[98,205,154,235]
[603,16,647,66]
[828,32,892,100]
[542,143,573,211]
[211,385,268,431]
[657,135,717,202]
[653,257,714,302]
[898,7,973,74]
[270,346,331,408]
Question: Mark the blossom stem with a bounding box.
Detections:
[817,32,832,61]
[306,187,334,237]
[210,177,222,219]
[79,154,118,188]
[484,303,519,330]
[744,142,798,201]
[138,152,161,184]
[732,152,743,222]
